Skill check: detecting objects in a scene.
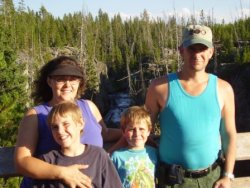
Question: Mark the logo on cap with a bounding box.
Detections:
[189,28,206,35]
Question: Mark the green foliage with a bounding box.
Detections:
[0,177,22,188]
[0,48,28,146]
[6,1,250,82]
[242,48,250,63]
[85,58,99,92]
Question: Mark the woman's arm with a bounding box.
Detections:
[100,120,122,142]
[14,108,92,188]
[87,100,122,142]
[106,136,127,154]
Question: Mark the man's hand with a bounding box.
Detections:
[214,177,231,188]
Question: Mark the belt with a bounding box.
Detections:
[184,161,219,178]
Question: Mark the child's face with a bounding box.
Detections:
[50,114,83,149]
[123,120,150,150]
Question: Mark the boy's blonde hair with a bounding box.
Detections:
[120,106,152,131]
[47,102,84,132]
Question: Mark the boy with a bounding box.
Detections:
[33,101,122,188]
[111,106,158,188]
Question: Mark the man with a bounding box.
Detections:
[145,25,237,188]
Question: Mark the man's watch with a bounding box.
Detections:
[224,172,235,181]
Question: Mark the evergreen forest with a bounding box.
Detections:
[1,0,250,186]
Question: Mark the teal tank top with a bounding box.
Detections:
[159,73,221,170]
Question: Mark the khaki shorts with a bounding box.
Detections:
[162,166,221,188]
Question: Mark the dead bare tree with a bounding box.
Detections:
[127,42,134,95]
[173,8,182,71]
[80,5,87,74]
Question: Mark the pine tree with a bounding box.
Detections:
[0,48,27,146]
[0,0,28,146]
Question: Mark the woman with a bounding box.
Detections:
[15,56,121,188]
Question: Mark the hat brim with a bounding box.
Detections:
[49,64,84,78]
[183,38,213,48]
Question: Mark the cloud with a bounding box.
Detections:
[109,11,163,21]
[240,8,250,18]
[108,7,250,24]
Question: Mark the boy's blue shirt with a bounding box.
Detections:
[111,145,158,188]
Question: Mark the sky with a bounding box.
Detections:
[13,0,250,23]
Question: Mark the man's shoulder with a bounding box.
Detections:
[150,75,168,86]
[216,77,234,109]
[148,75,169,94]
[217,77,233,93]
[146,75,170,114]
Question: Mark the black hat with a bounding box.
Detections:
[49,64,84,78]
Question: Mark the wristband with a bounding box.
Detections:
[224,172,234,181]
